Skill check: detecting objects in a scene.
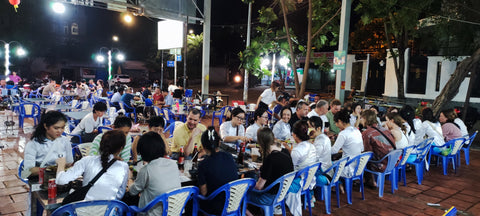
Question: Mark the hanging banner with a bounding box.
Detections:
[333,51,346,70]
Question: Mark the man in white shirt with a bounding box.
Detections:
[307,100,330,133]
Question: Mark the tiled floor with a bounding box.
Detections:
[1,117,479,215]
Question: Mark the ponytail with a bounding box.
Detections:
[201,126,220,155]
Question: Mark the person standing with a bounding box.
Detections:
[256,81,280,110]
[8,71,22,85]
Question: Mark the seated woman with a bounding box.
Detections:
[286,120,318,216]
[439,109,463,142]
[245,107,269,142]
[420,108,445,148]
[90,116,133,162]
[331,109,363,178]
[349,103,363,128]
[23,111,74,178]
[71,101,108,143]
[56,130,129,200]
[127,132,181,215]
[385,113,410,149]
[246,128,293,216]
[198,127,239,215]
[272,106,292,141]
[219,107,251,148]
[308,116,332,187]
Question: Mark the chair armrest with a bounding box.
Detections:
[128,205,142,213]
[197,194,209,201]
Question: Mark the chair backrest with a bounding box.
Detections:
[463,131,478,148]
[17,160,28,184]
[327,157,349,185]
[77,142,93,157]
[71,99,79,108]
[412,139,433,163]
[296,162,320,192]
[98,126,112,133]
[347,152,374,177]
[20,103,41,117]
[399,145,416,166]
[154,106,163,116]
[131,186,199,216]
[80,101,90,110]
[51,200,129,216]
[448,137,466,155]
[205,178,255,215]
[384,149,403,172]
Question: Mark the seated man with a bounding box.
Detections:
[110,87,124,110]
[121,87,142,115]
[172,108,206,157]
[89,116,133,161]
[71,102,107,143]
[42,80,57,97]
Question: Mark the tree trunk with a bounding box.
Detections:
[384,20,406,99]
[299,0,313,98]
[280,0,299,96]
[432,48,480,116]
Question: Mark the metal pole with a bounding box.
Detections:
[364,54,370,93]
[108,50,112,80]
[201,0,211,95]
[271,53,276,84]
[183,17,188,89]
[335,0,352,103]
[5,43,10,77]
[174,53,177,86]
[160,50,164,89]
[243,2,252,103]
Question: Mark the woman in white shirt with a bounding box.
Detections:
[219,107,251,148]
[255,81,280,110]
[71,101,107,143]
[308,116,332,187]
[331,109,364,178]
[349,103,362,128]
[245,108,269,142]
[420,108,445,147]
[385,113,409,149]
[127,132,181,216]
[56,130,129,201]
[23,111,74,178]
[273,106,292,141]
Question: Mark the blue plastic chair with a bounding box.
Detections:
[17,160,28,184]
[164,122,176,138]
[51,200,129,216]
[19,103,41,128]
[129,186,199,216]
[395,145,416,189]
[121,102,137,123]
[315,157,349,214]
[364,149,403,198]
[162,108,177,126]
[296,162,320,216]
[198,178,255,216]
[428,137,466,175]
[211,106,230,126]
[459,131,477,166]
[98,126,113,133]
[406,138,434,185]
[247,171,296,216]
[341,152,373,204]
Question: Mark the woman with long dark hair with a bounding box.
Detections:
[23,111,73,178]
[56,130,129,200]
[385,113,410,149]
[197,127,238,215]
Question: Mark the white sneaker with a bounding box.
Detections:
[274,206,282,215]
[311,196,316,208]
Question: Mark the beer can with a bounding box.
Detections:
[38,167,46,184]
[48,179,57,199]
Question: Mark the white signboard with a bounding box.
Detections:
[157,20,184,50]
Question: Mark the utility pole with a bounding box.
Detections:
[243,2,252,103]
[201,0,211,95]
[335,0,352,103]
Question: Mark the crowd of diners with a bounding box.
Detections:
[22,80,469,215]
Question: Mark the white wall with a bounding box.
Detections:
[382,50,475,102]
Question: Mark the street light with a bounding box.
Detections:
[112,35,119,42]
[0,40,26,77]
[95,47,124,80]
[51,2,65,14]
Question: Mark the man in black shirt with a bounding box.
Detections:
[289,101,309,129]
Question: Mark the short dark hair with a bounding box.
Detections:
[148,116,165,128]
[231,107,245,117]
[292,120,310,141]
[308,116,323,130]
[334,109,350,124]
[296,101,308,110]
[113,116,132,128]
[137,132,166,162]
[93,102,107,112]
[330,99,341,106]
[188,108,201,117]
[422,108,437,123]
[254,107,267,121]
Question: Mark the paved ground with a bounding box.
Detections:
[1,85,479,215]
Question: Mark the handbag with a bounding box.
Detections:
[61,159,117,205]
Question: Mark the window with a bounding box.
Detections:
[71,23,78,35]
[435,62,441,91]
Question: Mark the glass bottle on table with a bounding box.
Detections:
[178,146,185,170]
[237,142,245,165]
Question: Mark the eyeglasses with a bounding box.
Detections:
[236,116,245,121]
[260,116,269,119]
